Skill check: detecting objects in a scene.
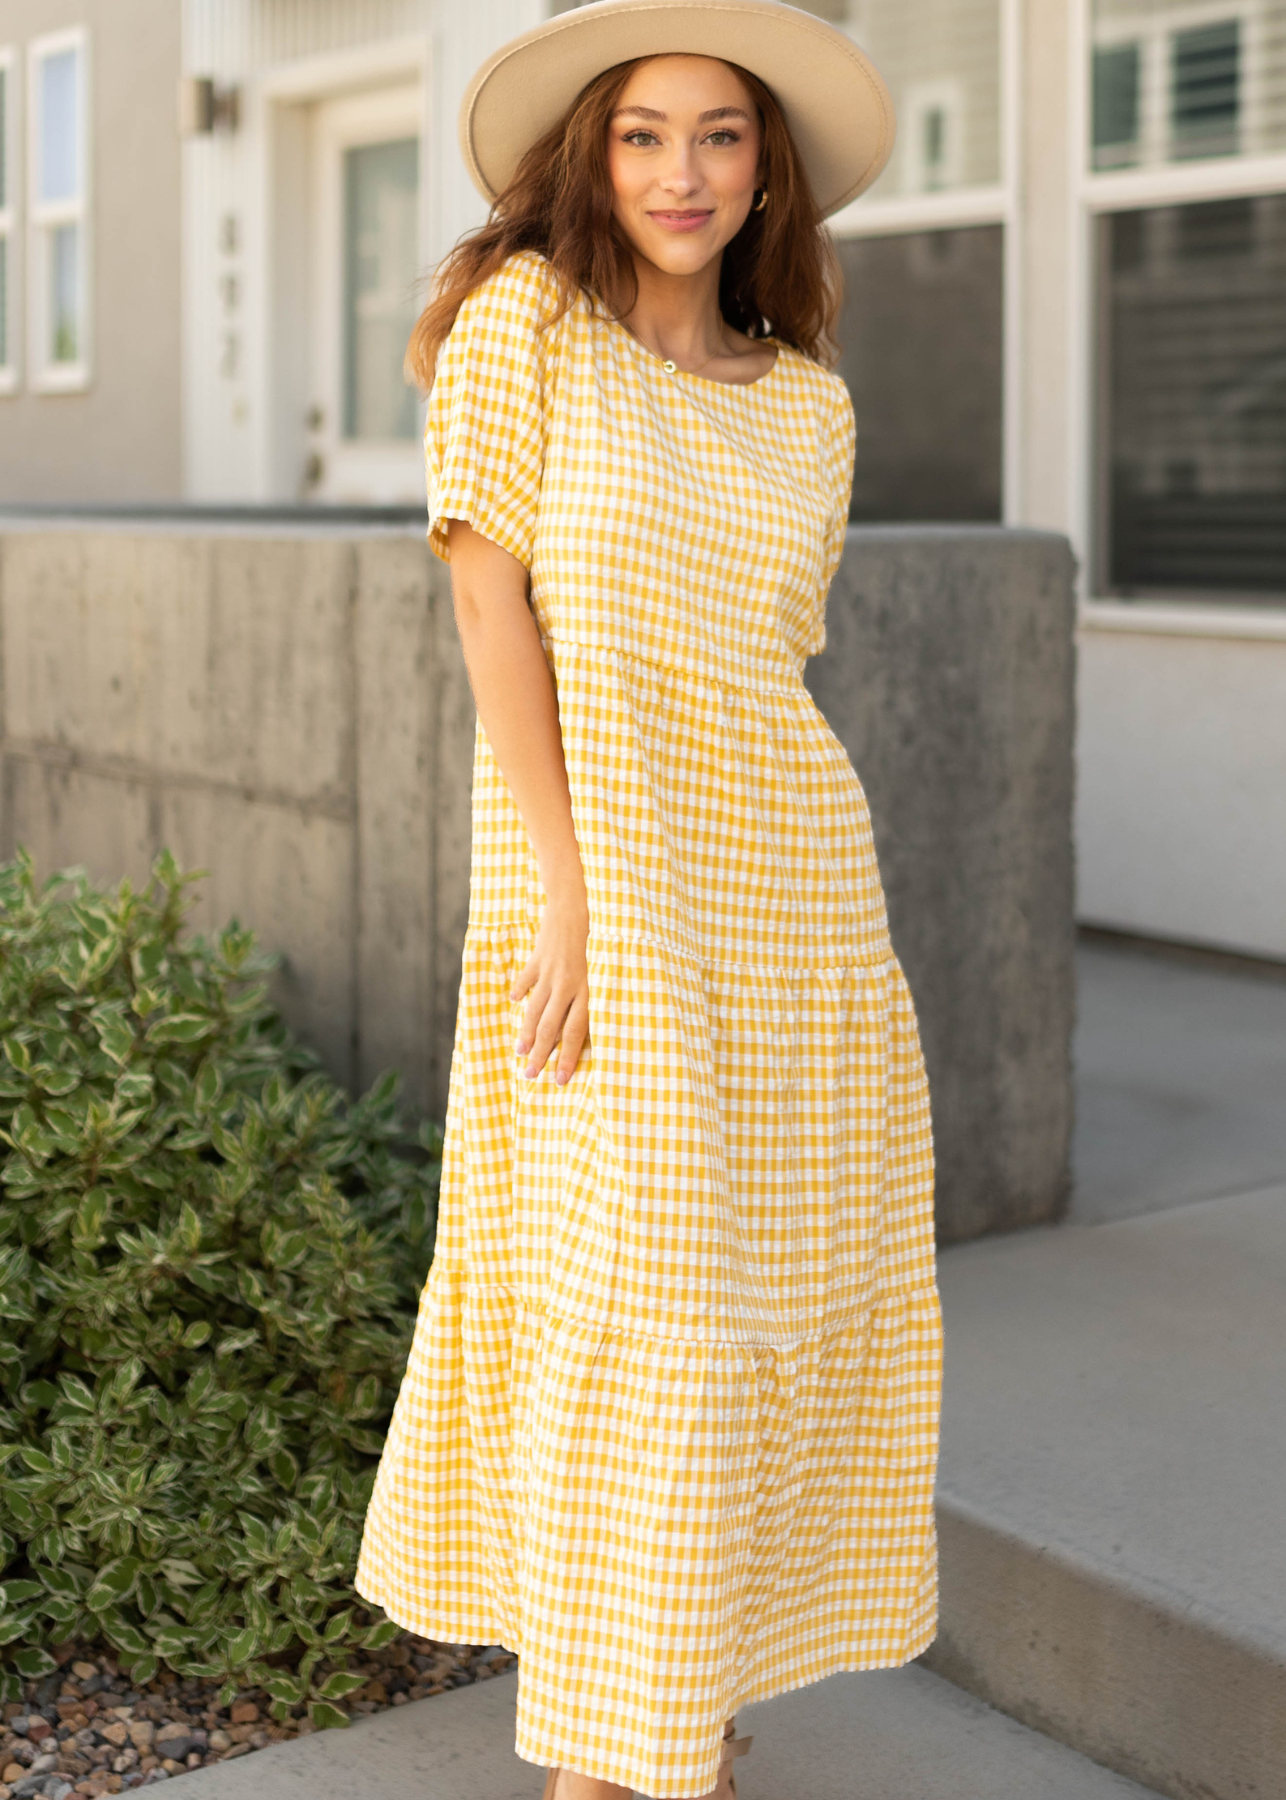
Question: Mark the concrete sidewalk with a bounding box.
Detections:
[923,939,1286,1798]
[182,1664,1161,1800]
[1072,935,1286,1222]
[927,1182,1286,1799]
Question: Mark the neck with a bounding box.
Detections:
[617,250,727,366]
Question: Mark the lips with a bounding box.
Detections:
[649,210,714,232]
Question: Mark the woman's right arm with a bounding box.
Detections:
[446,517,589,1087]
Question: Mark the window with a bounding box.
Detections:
[1097,195,1286,596]
[826,0,1011,520]
[902,81,966,193]
[342,136,419,441]
[28,29,89,389]
[1172,20,1241,157]
[1087,5,1286,600]
[0,48,15,390]
[1093,42,1142,167]
[1089,3,1286,170]
[841,0,1004,197]
[835,226,1004,522]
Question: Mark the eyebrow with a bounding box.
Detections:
[613,104,752,123]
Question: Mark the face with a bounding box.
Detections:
[606,55,762,275]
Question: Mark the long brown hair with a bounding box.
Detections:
[406,56,841,388]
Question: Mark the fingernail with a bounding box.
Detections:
[556,1072,568,1086]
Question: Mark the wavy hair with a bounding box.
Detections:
[406,56,841,387]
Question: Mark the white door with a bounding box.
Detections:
[308,85,425,503]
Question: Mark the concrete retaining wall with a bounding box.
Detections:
[0,518,1075,1243]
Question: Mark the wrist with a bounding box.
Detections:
[540,862,588,913]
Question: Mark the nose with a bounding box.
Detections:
[656,137,702,199]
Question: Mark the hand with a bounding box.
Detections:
[512,890,590,1085]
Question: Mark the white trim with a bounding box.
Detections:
[1068,0,1094,596]
[828,183,1008,239]
[1084,147,1286,212]
[0,45,18,393]
[1000,0,1023,522]
[1080,598,1286,641]
[27,26,90,393]
[260,35,431,104]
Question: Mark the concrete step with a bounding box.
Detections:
[182,1663,1163,1799]
[925,1182,1286,1800]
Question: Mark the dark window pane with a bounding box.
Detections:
[834,225,1004,523]
[1172,20,1240,158]
[1093,43,1141,166]
[1100,195,1286,597]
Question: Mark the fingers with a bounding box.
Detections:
[555,994,590,1087]
[518,983,590,1083]
[510,955,539,1006]
[524,987,569,1080]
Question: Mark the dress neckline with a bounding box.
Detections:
[606,311,783,393]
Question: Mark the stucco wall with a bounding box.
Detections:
[0,0,181,502]
[0,519,1076,1243]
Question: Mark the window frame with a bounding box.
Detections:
[826,0,1023,521]
[1071,0,1286,603]
[27,25,91,394]
[0,44,18,394]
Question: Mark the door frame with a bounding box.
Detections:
[310,82,424,502]
[263,37,431,504]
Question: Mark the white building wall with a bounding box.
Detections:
[1077,606,1286,960]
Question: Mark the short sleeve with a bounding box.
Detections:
[424,252,557,567]
[820,378,857,588]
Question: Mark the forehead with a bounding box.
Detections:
[615,54,756,115]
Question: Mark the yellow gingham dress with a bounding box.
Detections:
[356,251,942,1797]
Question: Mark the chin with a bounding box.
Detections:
[638,234,723,276]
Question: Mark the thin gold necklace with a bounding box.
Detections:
[622,318,732,377]
[659,335,730,377]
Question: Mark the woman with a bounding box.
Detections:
[356,4,942,1797]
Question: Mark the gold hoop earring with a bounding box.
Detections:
[753,188,768,212]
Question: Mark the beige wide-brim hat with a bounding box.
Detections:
[460,0,895,220]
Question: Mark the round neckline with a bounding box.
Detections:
[608,313,783,393]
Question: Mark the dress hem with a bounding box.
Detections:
[352,1568,937,1798]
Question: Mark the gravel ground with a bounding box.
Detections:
[0,1639,517,1797]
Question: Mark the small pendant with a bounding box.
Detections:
[662,359,677,374]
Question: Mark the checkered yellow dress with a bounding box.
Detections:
[355,251,941,1797]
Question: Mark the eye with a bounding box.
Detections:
[705,129,742,146]
[621,128,661,147]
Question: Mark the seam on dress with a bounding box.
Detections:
[460,921,897,978]
[427,1266,940,1353]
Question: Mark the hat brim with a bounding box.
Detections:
[459,0,895,221]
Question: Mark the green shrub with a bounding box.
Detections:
[0,851,439,1724]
